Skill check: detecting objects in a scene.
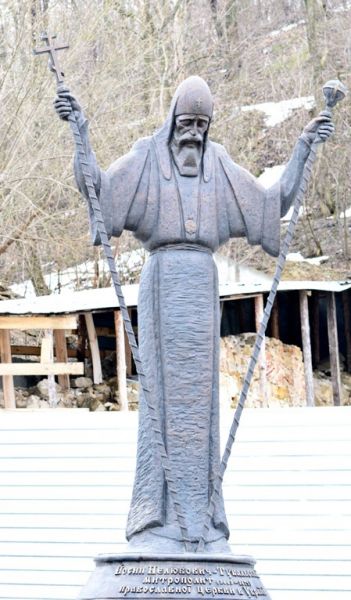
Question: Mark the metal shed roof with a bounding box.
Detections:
[0,279,350,317]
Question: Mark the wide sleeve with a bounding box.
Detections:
[218,147,281,257]
[87,138,151,245]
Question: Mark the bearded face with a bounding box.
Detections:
[170,114,210,177]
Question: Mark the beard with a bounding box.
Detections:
[170,135,203,177]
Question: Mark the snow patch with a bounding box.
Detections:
[241,95,315,127]
[287,252,329,265]
[10,248,148,299]
[258,165,304,221]
[258,164,285,188]
[340,207,351,219]
[269,19,305,38]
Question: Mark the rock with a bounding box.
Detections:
[36,379,62,398]
[73,376,93,389]
[27,395,42,409]
[15,389,28,409]
[314,372,349,406]
[89,397,104,411]
[94,383,111,401]
[220,333,306,408]
[58,390,76,408]
[75,393,91,408]
[104,402,119,411]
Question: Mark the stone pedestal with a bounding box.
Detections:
[78,552,271,599]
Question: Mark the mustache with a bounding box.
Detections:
[178,134,203,146]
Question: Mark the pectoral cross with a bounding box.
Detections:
[34,32,69,85]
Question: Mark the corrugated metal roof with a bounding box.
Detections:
[0,279,350,316]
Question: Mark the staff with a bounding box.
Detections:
[196,78,347,552]
[34,32,193,551]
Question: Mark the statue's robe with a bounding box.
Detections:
[80,119,281,544]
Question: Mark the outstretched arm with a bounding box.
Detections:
[54,86,101,198]
[273,112,334,217]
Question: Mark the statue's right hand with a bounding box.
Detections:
[54,85,81,121]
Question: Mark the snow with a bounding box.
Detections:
[269,19,305,38]
[241,95,315,127]
[258,164,285,187]
[340,207,351,219]
[257,165,304,222]
[286,252,329,266]
[10,248,147,300]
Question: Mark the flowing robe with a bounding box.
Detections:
[81,126,281,544]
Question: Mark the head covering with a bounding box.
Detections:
[173,76,213,118]
[153,76,214,182]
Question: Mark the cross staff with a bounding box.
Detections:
[34,33,69,85]
[34,33,194,551]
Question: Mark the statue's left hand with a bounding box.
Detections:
[301,111,335,145]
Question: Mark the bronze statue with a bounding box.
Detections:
[54,76,334,554]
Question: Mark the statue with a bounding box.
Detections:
[54,76,334,555]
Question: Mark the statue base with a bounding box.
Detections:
[77,552,271,599]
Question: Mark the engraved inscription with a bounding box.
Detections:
[114,560,269,598]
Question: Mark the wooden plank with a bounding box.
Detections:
[270,298,279,339]
[327,292,342,406]
[77,314,87,362]
[114,310,128,411]
[11,345,77,358]
[0,315,78,330]
[41,331,57,411]
[311,291,320,367]
[95,327,115,337]
[54,330,70,389]
[0,329,16,410]
[84,313,102,384]
[0,363,84,376]
[299,290,314,406]
[40,337,53,363]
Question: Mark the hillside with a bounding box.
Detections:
[0,0,350,292]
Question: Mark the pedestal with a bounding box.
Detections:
[78,552,271,599]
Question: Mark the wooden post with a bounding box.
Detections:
[327,292,342,406]
[84,313,103,384]
[254,294,269,407]
[299,291,314,407]
[77,314,87,363]
[0,329,16,409]
[42,330,58,407]
[342,290,351,373]
[54,330,70,389]
[271,299,280,339]
[311,292,320,368]
[114,310,128,411]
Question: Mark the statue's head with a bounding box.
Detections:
[169,76,213,177]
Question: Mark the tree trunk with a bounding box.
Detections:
[26,246,51,296]
[304,0,328,98]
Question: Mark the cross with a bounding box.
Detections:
[34,32,69,85]
[195,98,203,110]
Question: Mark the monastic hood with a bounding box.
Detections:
[152,76,214,182]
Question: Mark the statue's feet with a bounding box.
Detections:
[127,530,231,555]
[127,531,185,553]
